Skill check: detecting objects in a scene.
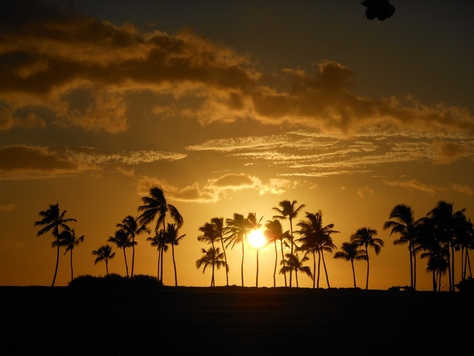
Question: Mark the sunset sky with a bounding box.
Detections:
[1,0,473,290]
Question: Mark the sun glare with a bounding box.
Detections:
[248,229,267,249]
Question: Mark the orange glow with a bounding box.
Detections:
[248,229,267,249]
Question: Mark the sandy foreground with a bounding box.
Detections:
[1,286,472,355]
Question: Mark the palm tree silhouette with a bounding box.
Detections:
[280,253,312,288]
[351,227,384,290]
[34,203,76,286]
[116,216,149,278]
[165,223,186,286]
[92,245,116,276]
[58,228,84,282]
[296,211,338,288]
[264,219,289,287]
[196,247,228,287]
[147,231,168,279]
[226,213,250,287]
[384,204,418,289]
[211,217,229,286]
[334,241,367,288]
[138,186,182,283]
[108,229,134,277]
[273,200,305,287]
[246,213,264,287]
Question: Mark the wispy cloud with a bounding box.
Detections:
[1,1,473,135]
[0,203,16,212]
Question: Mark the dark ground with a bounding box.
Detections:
[1,286,473,355]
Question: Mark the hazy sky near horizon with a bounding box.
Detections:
[1,0,473,290]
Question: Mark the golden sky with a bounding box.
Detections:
[0,0,473,290]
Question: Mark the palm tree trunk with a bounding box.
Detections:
[317,251,321,288]
[467,250,473,278]
[172,244,178,286]
[351,260,357,288]
[160,245,164,283]
[273,242,277,287]
[450,244,455,292]
[409,240,414,289]
[219,238,229,286]
[131,237,135,278]
[123,248,129,278]
[70,250,74,282]
[280,240,287,287]
[413,246,417,290]
[321,251,330,288]
[256,249,260,288]
[289,220,294,287]
[241,238,245,287]
[365,247,370,290]
[52,238,60,287]
[105,259,109,276]
[312,250,316,289]
[295,269,299,288]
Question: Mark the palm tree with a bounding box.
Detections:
[226,213,250,287]
[211,217,229,286]
[147,231,168,279]
[296,211,339,289]
[199,218,229,285]
[58,228,84,282]
[334,241,367,288]
[138,186,182,283]
[264,219,289,287]
[34,203,76,286]
[351,227,384,290]
[108,229,134,277]
[280,253,312,288]
[165,223,186,286]
[116,216,149,278]
[92,245,116,276]
[196,247,229,287]
[384,204,418,289]
[273,200,305,287]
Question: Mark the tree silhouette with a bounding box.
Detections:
[58,228,84,282]
[226,213,250,287]
[165,223,186,286]
[116,216,149,278]
[351,227,384,290]
[92,245,116,276]
[334,241,367,288]
[147,231,168,279]
[361,0,395,21]
[196,247,228,287]
[273,200,305,287]
[296,211,338,288]
[108,229,134,277]
[264,219,289,287]
[34,203,76,286]
[280,253,312,288]
[384,204,418,289]
[211,217,229,286]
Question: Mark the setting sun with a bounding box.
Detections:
[248,229,267,249]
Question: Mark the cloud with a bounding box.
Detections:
[432,141,472,164]
[1,1,473,135]
[384,179,438,195]
[0,203,16,212]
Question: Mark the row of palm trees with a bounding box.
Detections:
[196,201,385,289]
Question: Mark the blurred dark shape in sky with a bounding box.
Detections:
[361,0,395,21]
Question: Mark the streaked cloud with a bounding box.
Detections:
[0,204,16,212]
[384,179,438,195]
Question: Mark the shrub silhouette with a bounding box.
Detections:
[68,274,162,289]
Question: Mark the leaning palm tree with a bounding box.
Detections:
[196,247,229,287]
[108,229,134,277]
[92,245,116,276]
[273,200,305,287]
[58,228,84,282]
[334,241,367,288]
[264,219,289,287]
[226,213,250,287]
[384,204,418,289]
[116,216,149,278]
[165,223,186,286]
[34,203,76,286]
[147,231,168,280]
[280,253,312,288]
[351,227,384,290]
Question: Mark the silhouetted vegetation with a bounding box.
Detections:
[68,274,162,289]
[361,0,395,21]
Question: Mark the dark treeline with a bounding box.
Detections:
[35,189,473,291]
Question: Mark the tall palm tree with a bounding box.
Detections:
[34,203,76,286]
[334,241,367,288]
[199,218,229,285]
[264,219,289,287]
[165,223,186,286]
[226,213,250,287]
[92,245,115,276]
[196,247,229,287]
[198,222,219,249]
[116,216,149,278]
[211,217,229,286]
[273,200,305,287]
[384,204,418,289]
[108,229,134,277]
[351,227,384,290]
[280,253,312,288]
[296,211,339,289]
[58,228,84,282]
[427,200,465,292]
[147,231,168,279]
[138,186,182,283]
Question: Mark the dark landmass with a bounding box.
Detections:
[1,286,472,355]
